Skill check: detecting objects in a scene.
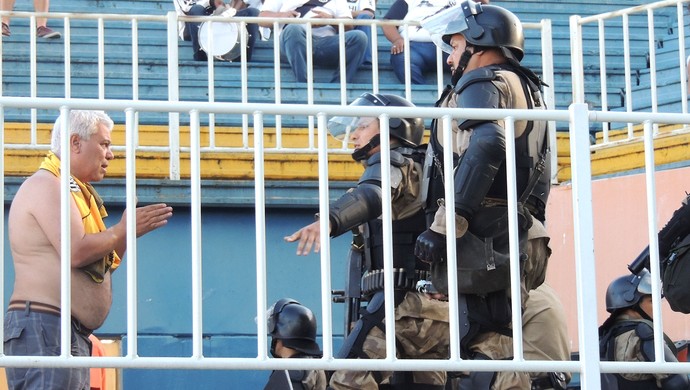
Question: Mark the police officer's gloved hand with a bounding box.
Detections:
[415,229,446,264]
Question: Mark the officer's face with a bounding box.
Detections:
[447,34,468,75]
[350,117,380,151]
[639,295,653,319]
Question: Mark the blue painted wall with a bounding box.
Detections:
[3,179,352,388]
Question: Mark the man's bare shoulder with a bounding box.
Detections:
[12,170,60,210]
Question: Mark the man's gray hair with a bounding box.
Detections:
[50,110,114,157]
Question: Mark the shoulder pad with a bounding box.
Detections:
[634,321,654,341]
[454,69,502,130]
[359,151,405,188]
[453,66,498,95]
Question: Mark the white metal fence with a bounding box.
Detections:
[1,1,690,389]
[570,0,690,143]
[1,98,690,389]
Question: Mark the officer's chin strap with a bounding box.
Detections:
[351,134,381,161]
[450,46,475,85]
[634,304,653,322]
[270,338,278,358]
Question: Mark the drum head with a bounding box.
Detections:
[198,21,240,57]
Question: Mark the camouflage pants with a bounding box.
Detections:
[329,291,450,389]
[466,331,531,389]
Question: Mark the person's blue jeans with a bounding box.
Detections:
[390,40,449,84]
[183,5,260,61]
[280,24,367,83]
[354,13,374,65]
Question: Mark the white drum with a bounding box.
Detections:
[198,20,242,62]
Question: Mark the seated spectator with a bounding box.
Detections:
[263,298,327,390]
[1,0,61,38]
[348,0,376,66]
[382,0,452,84]
[259,0,367,83]
[173,0,260,62]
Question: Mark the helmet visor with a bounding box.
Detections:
[328,93,388,141]
[420,1,476,54]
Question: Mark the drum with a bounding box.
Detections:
[198,20,242,62]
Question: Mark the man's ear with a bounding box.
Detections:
[70,135,81,152]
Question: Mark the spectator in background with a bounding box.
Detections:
[382,0,451,84]
[259,0,367,83]
[1,0,61,38]
[173,0,260,62]
[348,0,376,65]
[263,298,327,390]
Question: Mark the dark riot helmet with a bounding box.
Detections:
[327,93,425,161]
[420,1,524,62]
[605,270,653,313]
[267,298,321,357]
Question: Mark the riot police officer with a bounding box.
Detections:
[599,271,689,390]
[414,1,552,388]
[285,93,450,389]
[264,298,327,390]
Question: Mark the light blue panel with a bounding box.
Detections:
[87,205,350,336]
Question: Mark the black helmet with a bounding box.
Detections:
[605,270,653,313]
[267,298,321,357]
[328,93,425,149]
[421,1,524,62]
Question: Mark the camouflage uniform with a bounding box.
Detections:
[329,146,450,389]
[420,62,551,390]
[330,292,449,388]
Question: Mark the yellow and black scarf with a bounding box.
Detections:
[39,151,121,283]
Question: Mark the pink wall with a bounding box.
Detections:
[546,166,690,352]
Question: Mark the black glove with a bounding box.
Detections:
[414,229,446,264]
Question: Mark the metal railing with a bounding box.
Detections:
[570,0,690,145]
[0,11,555,180]
[1,97,690,389]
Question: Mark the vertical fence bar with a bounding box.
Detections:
[441,114,461,361]
[59,106,72,357]
[317,112,334,358]
[569,15,585,104]
[504,117,524,361]
[64,17,71,99]
[98,18,105,100]
[622,14,633,137]
[167,11,181,180]
[598,19,610,141]
[125,108,139,358]
[642,119,666,364]
[190,109,204,358]
[646,9,659,134]
[254,111,269,360]
[569,103,601,390]
[30,16,37,142]
[677,2,688,114]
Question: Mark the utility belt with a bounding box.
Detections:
[8,300,94,337]
[361,268,430,296]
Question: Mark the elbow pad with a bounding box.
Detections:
[328,183,382,237]
[454,121,505,220]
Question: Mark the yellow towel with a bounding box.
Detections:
[39,151,121,283]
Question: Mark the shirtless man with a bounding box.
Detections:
[5,110,173,389]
